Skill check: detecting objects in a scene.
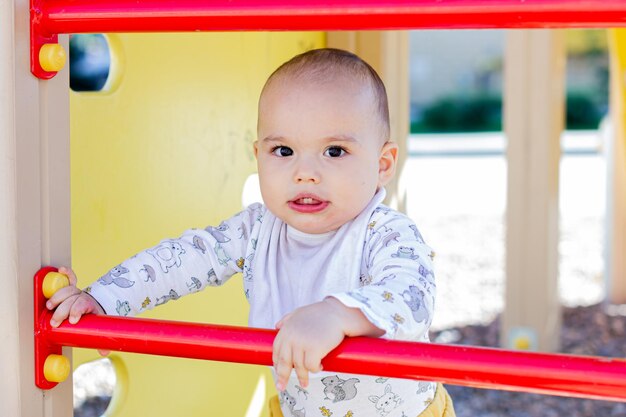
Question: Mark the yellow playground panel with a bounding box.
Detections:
[71,32,324,417]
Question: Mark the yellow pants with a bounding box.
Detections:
[269,383,456,417]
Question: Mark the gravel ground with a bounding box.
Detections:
[433,303,626,417]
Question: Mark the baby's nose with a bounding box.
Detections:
[295,173,320,184]
[293,158,321,184]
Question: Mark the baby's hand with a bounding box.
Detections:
[272,297,384,391]
[273,299,346,391]
[46,266,105,328]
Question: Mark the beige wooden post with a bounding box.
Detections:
[502,30,565,352]
[1,1,72,416]
[606,30,626,304]
[327,32,410,212]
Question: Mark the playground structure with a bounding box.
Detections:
[2,1,626,416]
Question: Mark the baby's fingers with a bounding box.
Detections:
[50,294,79,327]
[46,284,81,310]
[67,294,101,324]
[272,342,293,392]
[304,354,323,374]
[50,292,102,327]
[292,349,309,388]
[57,266,78,286]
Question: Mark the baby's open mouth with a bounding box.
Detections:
[288,195,329,213]
[294,197,321,205]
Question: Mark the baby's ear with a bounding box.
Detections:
[377,141,398,187]
[253,141,259,159]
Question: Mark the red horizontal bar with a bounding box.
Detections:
[36,0,626,34]
[37,310,626,402]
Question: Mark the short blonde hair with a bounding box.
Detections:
[261,48,390,140]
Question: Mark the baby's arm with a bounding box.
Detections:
[48,204,262,324]
[273,212,433,391]
[47,267,105,327]
[272,297,384,391]
[332,211,436,341]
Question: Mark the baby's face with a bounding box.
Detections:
[255,75,397,234]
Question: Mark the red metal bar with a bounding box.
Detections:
[34,268,626,398]
[29,0,626,78]
[35,306,626,401]
[35,0,626,35]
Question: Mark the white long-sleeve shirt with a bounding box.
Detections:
[87,189,437,417]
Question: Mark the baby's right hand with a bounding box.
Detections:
[46,266,105,328]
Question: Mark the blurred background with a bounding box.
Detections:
[404,29,608,331]
[409,29,607,134]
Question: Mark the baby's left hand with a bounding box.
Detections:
[273,299,346,391]
[273,297,384,391]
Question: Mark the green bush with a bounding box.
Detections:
[565,91,602,130]
[411,92,605,133]
[412,95,502,133]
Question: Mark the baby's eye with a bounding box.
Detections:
[271,146,293,157]
[324,146,346,158]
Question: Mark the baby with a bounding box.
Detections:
[48,48,454,417]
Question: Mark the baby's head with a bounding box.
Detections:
[254,48,398,234]
[261,48,390,141]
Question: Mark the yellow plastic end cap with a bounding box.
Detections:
[39,43,66,73]
[44,354,71,383]
[42,272,69,299]
[513,336,531,350]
